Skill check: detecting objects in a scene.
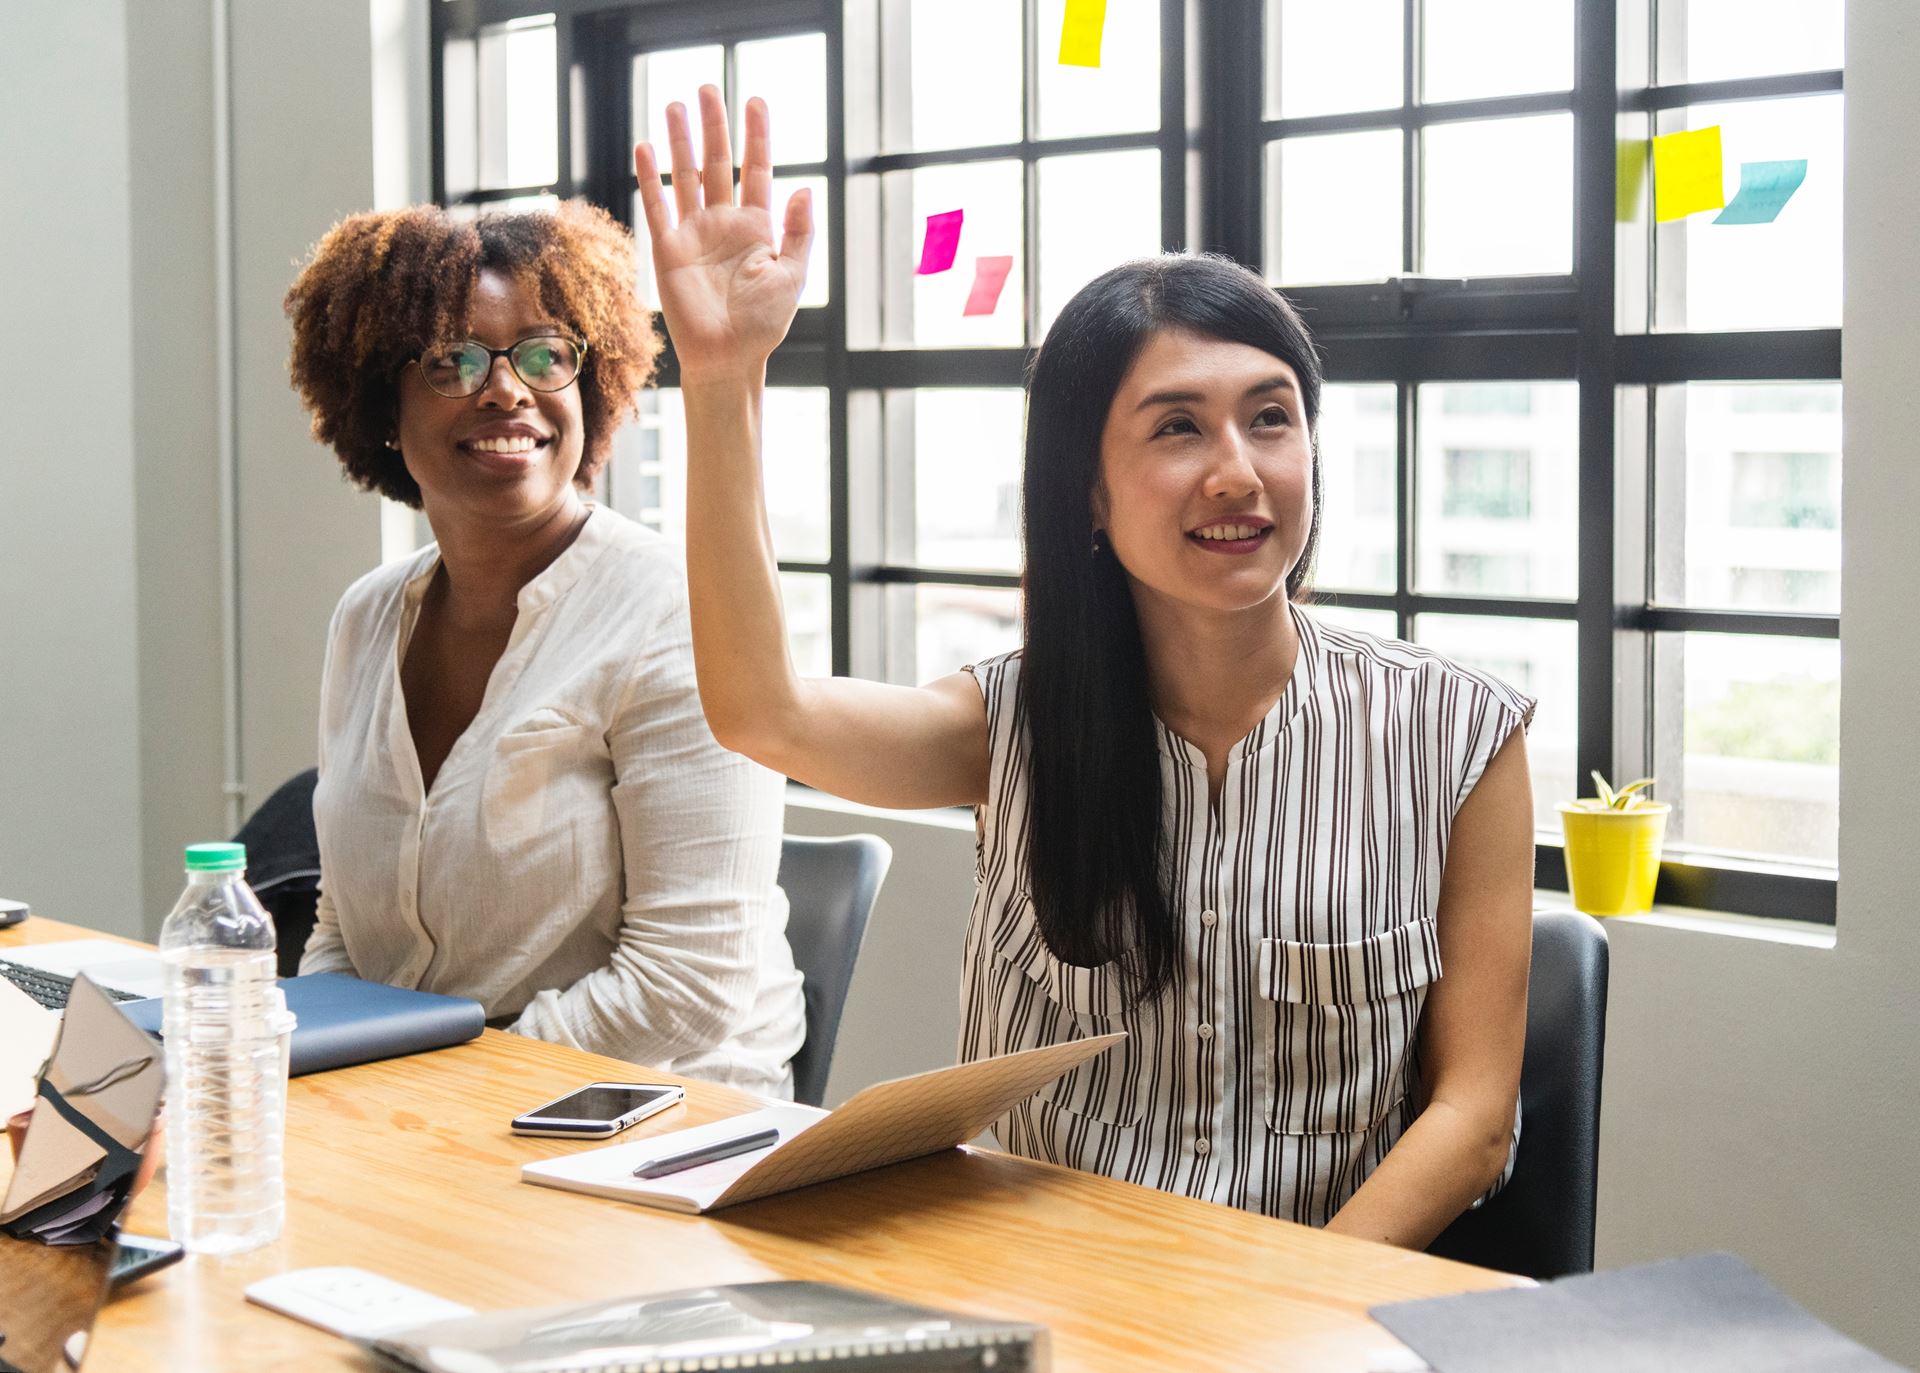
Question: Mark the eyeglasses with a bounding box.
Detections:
[412,335,586,398]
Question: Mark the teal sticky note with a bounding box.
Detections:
[1713,159,1808,225]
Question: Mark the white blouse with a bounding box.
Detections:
[960,607,1532,1225]
[300,504,805,1096]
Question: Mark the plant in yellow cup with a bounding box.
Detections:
[1557,772,1670,916]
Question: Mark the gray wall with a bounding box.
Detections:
[228,3,383,821]
[0,2,145,935]
[0,0,383,934]
[127,0,228,928]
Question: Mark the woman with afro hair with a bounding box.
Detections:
[283,200,805,1095]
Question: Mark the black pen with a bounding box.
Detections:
[631,1126,780,1179]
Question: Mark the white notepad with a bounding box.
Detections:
[522,1034,1125,1215]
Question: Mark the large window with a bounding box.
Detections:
[434,0,1841,922]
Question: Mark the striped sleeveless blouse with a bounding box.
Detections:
[959,606,1534,1226]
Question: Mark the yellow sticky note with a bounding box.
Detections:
[1616,139,1649,223]
[1652,125,1725,223]
[1059,0,1108,67]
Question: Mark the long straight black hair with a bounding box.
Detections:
[1019,254,1324,1000]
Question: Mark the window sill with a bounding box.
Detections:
[786,787,1837,950]
[784,782,974,834]
[1532,892,1836,950]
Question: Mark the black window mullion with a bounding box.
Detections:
[1195,0,1260,262]
[1402,0,1418,274]
[554,16,576,198]
[430,2,450,206]
[580,10,631,219]
[1019,0,1042,341]
[1625,67,1843,113]
[1395,381,1416,640]
[1158,0,1186,250]
[1573,0,1622,853]
[824,6,852,678]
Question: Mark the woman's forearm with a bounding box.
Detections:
[680,370,803,755]
[1323,1098,1515,1250]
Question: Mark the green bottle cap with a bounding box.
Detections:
[183,842,247,873]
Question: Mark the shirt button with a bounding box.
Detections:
[1200,910,1219,928]
[1196,1022,1215,1041]
[1195,1137,1211,1157]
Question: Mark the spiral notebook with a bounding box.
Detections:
[362,1280,1048,1373]
[522,1034,1125,1214]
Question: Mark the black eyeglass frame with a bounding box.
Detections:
[410,334,589,399]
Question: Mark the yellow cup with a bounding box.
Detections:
[1557,802,1670,917]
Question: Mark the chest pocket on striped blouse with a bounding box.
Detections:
[984,893,1155,1128]
[1256,918,1442,1136]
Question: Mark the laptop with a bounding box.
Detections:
[0,943,167,1012]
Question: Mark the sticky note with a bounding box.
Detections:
[1652,125,1725,223]
[963,256,1015,316]
[1615,139,1649,223]
[1714,159,1809,225]
[916,209,964,275]
[1059,0,1107,67]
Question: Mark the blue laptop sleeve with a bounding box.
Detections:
[120,973,485,1076]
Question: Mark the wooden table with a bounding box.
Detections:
[3,917,1521,1370]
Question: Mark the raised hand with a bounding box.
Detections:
[634,86,812,383]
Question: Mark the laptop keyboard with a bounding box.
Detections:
[0,959,144,1011]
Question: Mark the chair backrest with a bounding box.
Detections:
[1427,909,1610,1279]
[235,775,893,1099]
[232,768,322,980]
[778,833,892,1108]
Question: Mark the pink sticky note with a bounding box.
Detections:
[916,209,964,275]
[963,256,1015,316]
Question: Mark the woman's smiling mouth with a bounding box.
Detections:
[457,425,552,471]
[1187,521,1274,554]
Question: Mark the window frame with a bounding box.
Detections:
[432,0,1841,924]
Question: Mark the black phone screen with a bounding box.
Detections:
[110,1234,184,1287]
[524,1085,674,1123]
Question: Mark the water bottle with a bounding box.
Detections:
[159,842,289,1254]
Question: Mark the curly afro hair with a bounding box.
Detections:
[284,200,660,509]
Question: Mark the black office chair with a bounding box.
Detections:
[232,768,323,979]
[1427,909,1610,1280]
[778,833,891,1108]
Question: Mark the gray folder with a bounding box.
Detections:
[1372,1252,1907,1373]
[120,973,483,1076]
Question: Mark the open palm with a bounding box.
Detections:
[634,87,812,380]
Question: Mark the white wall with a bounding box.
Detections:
[126,0,228,929]
[228,3,385,822]
[0,1,383,933]
[0,1,145,936]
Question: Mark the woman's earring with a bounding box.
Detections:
[385,438,401,452]
[1090,528,1106,557]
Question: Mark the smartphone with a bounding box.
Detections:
[0,899,28,929]
[111,1233,185,1288]
[510,1082,685,1138]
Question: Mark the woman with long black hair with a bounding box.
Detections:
[636,88,1537,1248]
